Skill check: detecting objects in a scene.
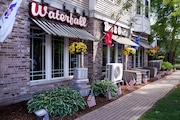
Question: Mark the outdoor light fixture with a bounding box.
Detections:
[83,9,89,16]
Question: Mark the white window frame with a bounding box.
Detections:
[30,31,73,85]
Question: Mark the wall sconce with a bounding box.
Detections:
[83,9,89,16]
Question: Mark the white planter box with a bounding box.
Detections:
[73,68,88,79]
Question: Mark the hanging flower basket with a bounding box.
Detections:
[146,49,156,56]
[123,47,136,55]
[68,42,87,54]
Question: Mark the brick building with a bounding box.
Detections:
[0,0,151,105]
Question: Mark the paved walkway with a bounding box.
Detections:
[75,70,180,120]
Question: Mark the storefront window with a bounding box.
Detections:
[102,43,107,72]
[118,43,123,63]
[30,29,46,81]
[132,47,144,68]
[30,28,78,81]
[110,44,115,63]
[52,36,64,78]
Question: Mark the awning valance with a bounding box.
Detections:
[139,41,152,49]
[112,35,139,46]
[30,18,98,41]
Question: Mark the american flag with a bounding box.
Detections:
[117,83,122,96]
[156,73,161,79]
[107,87,112,100]
[87,91,96,107]
[129,77,136,86]
[0,0,22,42]
[126,81,131,90]
[143,77,147,84]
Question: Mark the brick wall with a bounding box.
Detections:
[0,0,31,106]
[86,18,104,82]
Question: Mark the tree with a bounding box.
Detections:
[163,0,180,16]
[150,0,180,64]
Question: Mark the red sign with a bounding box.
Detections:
[30,2,87,27]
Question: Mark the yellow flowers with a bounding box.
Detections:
[68,42,87,54]
[146,49,156,56]
[158,56,165,60]
[123,47,136,55]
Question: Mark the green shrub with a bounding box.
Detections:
[173,64,180,69]
[161,62,173,70]
[91,78,118,98]
[161,64,166,70]
[27,87,86,118]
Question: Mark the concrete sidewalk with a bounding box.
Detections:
[75,71,180,120]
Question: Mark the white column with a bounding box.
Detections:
[45,34,51,80]
[107,46,110,63]
[138,49,140,67]
[64,37,69,77]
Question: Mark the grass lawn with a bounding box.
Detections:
[139,86,180,120]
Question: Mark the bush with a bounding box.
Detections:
[173,64,180,69]
[161,62,173,70]
[27,87,86,118]
[91,78,118,98]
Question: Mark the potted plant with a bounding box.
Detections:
[146,49,156,60]
[68,42,87,54]
[68,42,90,96]
[123,47,136,55]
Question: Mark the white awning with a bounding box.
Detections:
[112,35,139,46]
[30,18,98,41]
[139,41,152,49]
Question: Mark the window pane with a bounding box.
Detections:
[69,40,79,76]
[145,0,149,18]
[30,29,45,81]
[102,44,107,72]
[118,43,122,63]
[52,36,64,78]
[110,44,115,63]
[136,0,141,14]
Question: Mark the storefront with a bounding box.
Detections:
[29,1,97,84]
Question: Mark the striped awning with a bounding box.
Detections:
[30,18,98,41]
[112,35,139,46]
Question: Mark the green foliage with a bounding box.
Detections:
[27,87,86,118]
[174,64,180,69]
[163,0,180,16]
[161,61,173,70]
[91,78,118,98]
[150,0,180,64]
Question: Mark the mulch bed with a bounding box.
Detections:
[0,73,176,120]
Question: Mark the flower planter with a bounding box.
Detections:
[71,68,90,96]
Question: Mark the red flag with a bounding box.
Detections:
[104,31,112,46]
[87,91,96,107]
[143,77,147,84]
